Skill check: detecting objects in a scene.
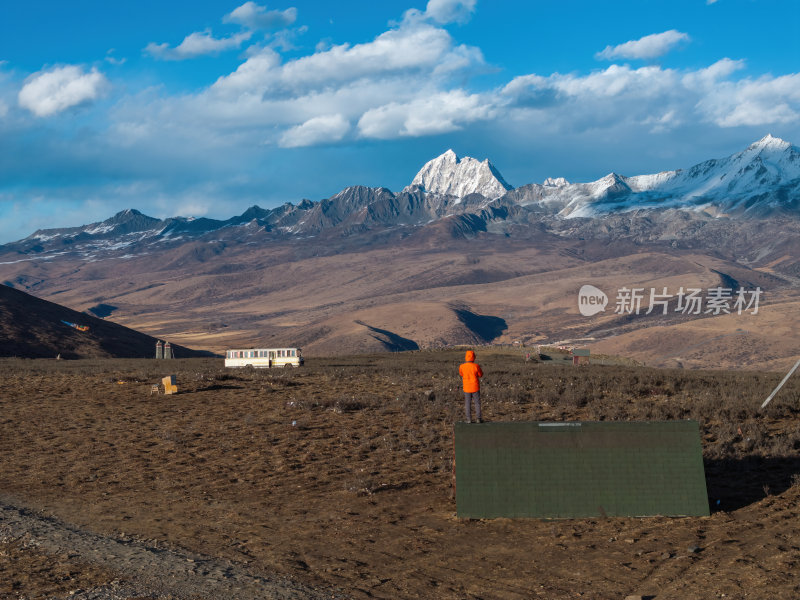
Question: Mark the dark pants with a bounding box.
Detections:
[464,391,481,422]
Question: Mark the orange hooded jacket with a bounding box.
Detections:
[458,350,483,393]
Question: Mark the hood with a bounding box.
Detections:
[465,350,475,362]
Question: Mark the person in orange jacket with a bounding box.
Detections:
[459,349,483,423]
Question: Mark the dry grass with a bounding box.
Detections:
[3,351,798,461]
[1,350,799,599]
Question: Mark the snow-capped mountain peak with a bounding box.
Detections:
[747,133,791,153]
[406,149,512,199]
[517,135,800,219]
[727,134,796,173]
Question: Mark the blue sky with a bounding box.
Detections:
[1,0,798,243]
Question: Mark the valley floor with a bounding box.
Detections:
[1,352,799,599]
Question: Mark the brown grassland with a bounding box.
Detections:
[1,349,799,599]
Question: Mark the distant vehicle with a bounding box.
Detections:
[224,348,303,368]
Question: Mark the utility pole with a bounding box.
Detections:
[761,358,800,409]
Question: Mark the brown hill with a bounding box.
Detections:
[0,285,210,359]
[2,230,796,371]
[1,205,798,370]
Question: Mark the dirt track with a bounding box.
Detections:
[0,498,335,599]
[1,352,799,599]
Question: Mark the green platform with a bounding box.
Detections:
[455,421,709,518]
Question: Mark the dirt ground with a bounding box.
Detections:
[1,350,799,599]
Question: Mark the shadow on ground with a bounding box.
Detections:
[452,306,507,342]
[705,456,800,512]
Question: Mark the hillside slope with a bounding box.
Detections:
[0,285,211,359]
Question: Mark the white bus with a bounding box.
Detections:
[224,348,303,368]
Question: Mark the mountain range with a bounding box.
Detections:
[3,134,798,261]
[1,135,798,369]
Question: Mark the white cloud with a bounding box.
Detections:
[224,2,297,30]
[642,109,679,133]
[402,0,477,26]
[105,49,126,66]
[277,26,450,86]
[695,72,800,127]
[424,0,477,24]
[208,47,283,96]
[279,114,349,147]
[125,19,800,155]
[0,70,9,119]
[554,64,678,98]
[357,90,492,138]
[268,25,308,52]
[103,3,490,150]
[596,30,690,61]
[717,101,797,127]
[500,65,685,134]
[681,57,744,86]
[43,3,797,162]
[18,65,109,117]
[145,30,253,60]
[163,14,488,146]
[502,64,683,127]
[210,21,483,101]
[501,59,800,134]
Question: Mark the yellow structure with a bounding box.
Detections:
[162,375,178,395]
